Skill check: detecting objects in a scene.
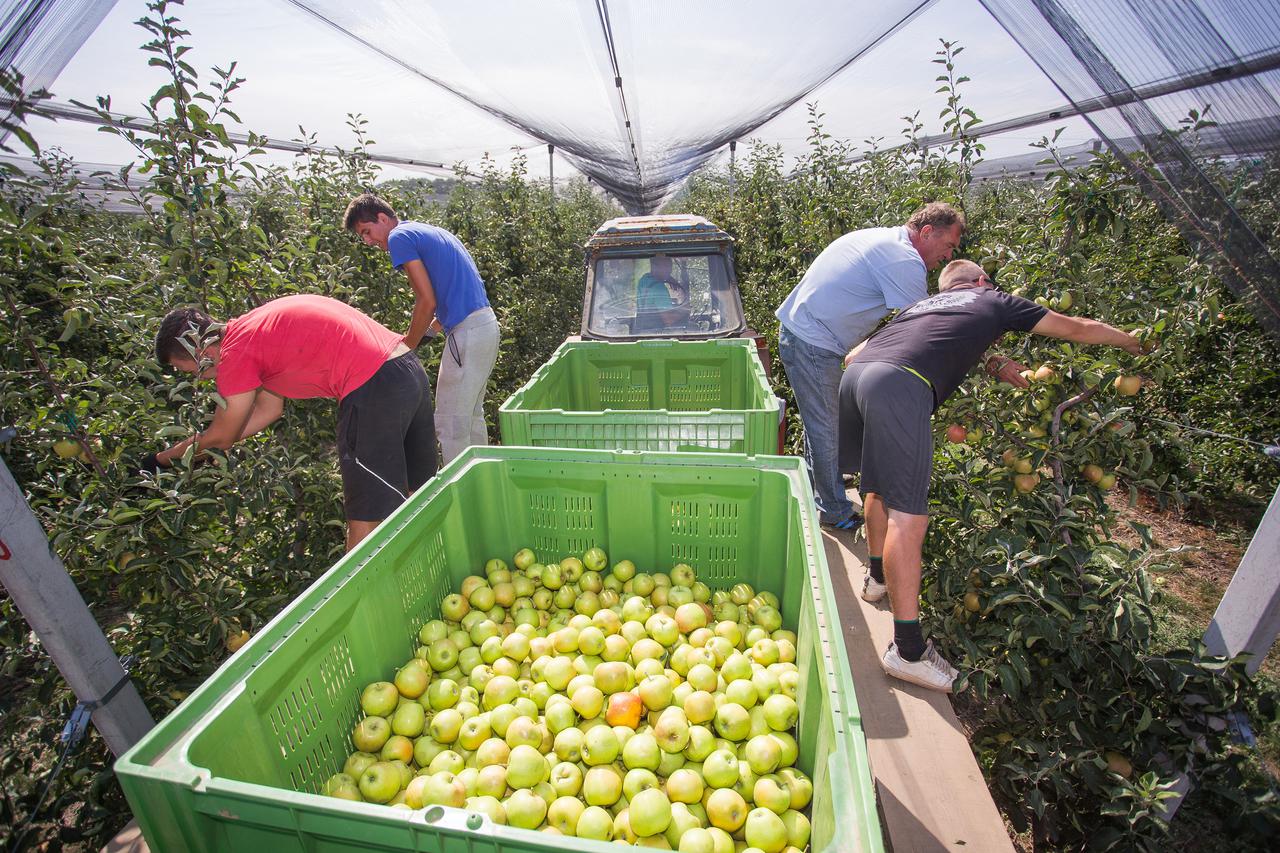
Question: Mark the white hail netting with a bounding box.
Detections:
[286,0,933,213]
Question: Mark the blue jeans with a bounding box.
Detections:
[779,326,855,523]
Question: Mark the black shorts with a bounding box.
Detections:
[337,353,437,522]
[837,361,934,515]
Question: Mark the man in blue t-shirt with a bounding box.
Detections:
[840,259,1143,692]
[344,193,500,464]
[775,202,966,531]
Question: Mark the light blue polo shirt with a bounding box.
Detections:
[776,226,927,356]
[387,221,489,334]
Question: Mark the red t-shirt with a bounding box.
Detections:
[216,295,402,400]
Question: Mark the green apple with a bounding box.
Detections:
[504,787,547,829]
[324,772,362,801]
[572,684,605,719]
[547,795,586,834]
[612,559,637,582]
[624,767,661,800]
[427,749,463,776]
[676,826,716,853]
[583,764,624,807]
[351,715,391,753]
[358,761,402,804]
[674,602,709,633]
[714,703,751,742]
[553,726,585,762]
[426,638,459,672]
[550,760,583,797]
[639,674,674,712]
[475,763,507,798]
[360,682,399,717]
[390,701,425,738]
[702,748,739,788]
[418,619,448,645]
[630,787,673,837]
[776,769,811,809]
[380,734,414,763]
[655,708,691,753]
[725,679,757,710]
[483,675,520,710]
[583,547,608,571]
[457,714,490,750]
[577,804,615,840]
[503,744,546,789]
[511,550,534,571]
[705,788,748,833]
[412,735,446,767]
[754,775,791,814]
[429,707,463,743]
[770,731,798,767]
[504,715,542,749]
[745,806,787,852]
[343,751,378,779]
[466,794,506,824]
[665,768,704,804]
[683,691,715,727]
[684,725,716,762]
[781,808,811,848]
[581,724,620,765]
[624,730,662,770]
[440,592,470,622]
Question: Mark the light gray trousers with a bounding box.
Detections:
[435,306,499,464]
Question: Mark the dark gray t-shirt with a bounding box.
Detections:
[849,287,1047,406]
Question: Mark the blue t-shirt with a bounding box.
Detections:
[776,226,927,356]
[387,222,489,334]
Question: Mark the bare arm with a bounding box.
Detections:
[401,259,439,349]
[156,389,259,465]
[843,340,868,368]
[238,391,285,439]
[1031,311,1143,355]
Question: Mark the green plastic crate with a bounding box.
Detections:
[115,448,882,853]
[499,339,781,454]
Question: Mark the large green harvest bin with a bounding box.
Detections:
[115,448,882,853]
[499,339,781,454]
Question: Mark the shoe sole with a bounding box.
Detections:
[881,662,955,693]
[860,589,886,603]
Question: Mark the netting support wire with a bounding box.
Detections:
[837,43,1280,168]
[548,143,555,207]
[593,0,644,195]
[0,95,453,172]
[729,140,737,199]
[1142,416,1280,459]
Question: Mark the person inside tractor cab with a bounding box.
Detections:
[635,255,690,331]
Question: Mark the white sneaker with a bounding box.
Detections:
[861,575,887,603]
[881,640,959,692]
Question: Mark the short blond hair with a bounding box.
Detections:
[939,259,983,291]
[906,202,965,234]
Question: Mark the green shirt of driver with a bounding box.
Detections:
[636,272,675,312]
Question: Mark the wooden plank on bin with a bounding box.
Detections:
[821,526,1014,853]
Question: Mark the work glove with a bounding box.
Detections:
[138,452,162,476]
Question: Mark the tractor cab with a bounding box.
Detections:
[579,215,770,372]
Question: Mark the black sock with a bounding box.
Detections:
[894,620,926,661]
[868,556,884,583]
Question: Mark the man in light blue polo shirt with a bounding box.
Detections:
[776,202,965,530]
[344,193,500,464]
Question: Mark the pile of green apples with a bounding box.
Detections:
[322,547,814,853]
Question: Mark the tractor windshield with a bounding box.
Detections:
[584,251,744,339]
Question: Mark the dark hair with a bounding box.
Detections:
[343,193,396,231]
[155,307,220,365]
[906,201,966,234]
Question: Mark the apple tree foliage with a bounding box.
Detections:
[0,9,1277,851]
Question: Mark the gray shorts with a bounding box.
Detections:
[837,361,934,516]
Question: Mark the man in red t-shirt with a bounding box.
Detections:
[145,294,437,550]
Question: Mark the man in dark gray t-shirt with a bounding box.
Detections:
[839,259,1143,692]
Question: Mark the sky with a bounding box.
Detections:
[22,0,1096,194]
